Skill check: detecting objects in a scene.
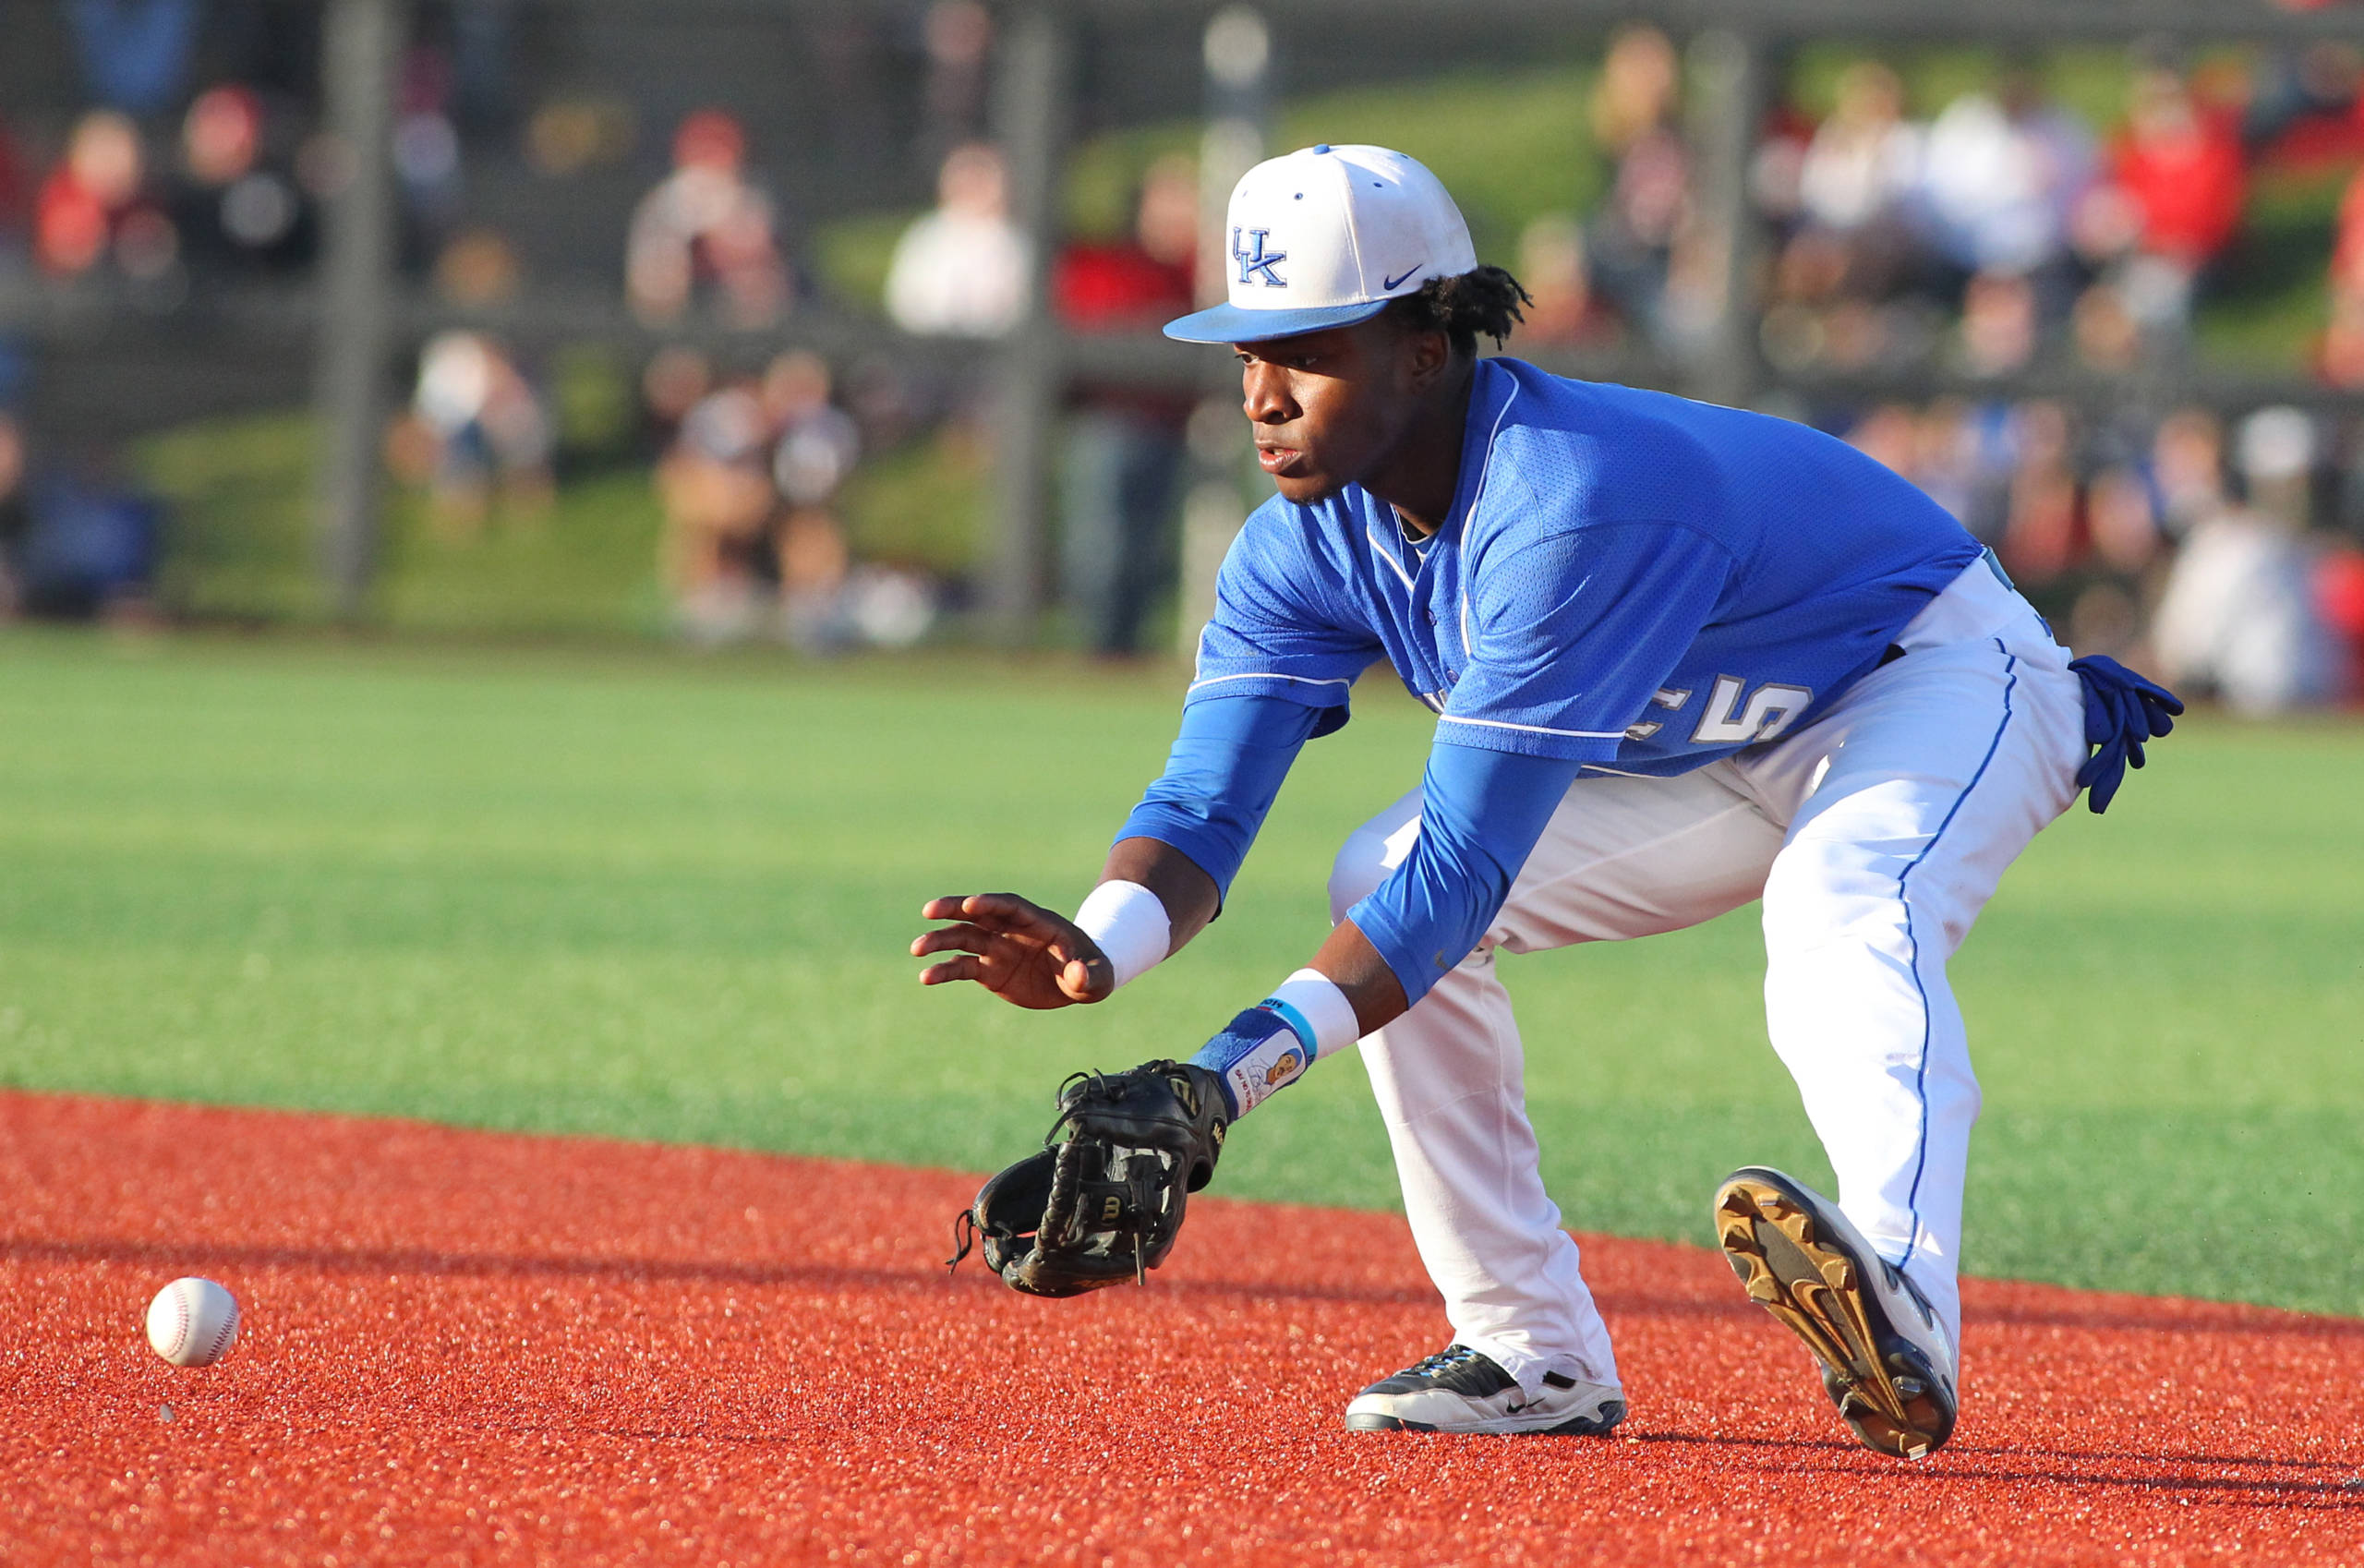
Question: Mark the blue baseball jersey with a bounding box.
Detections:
[1190,357,1984,776]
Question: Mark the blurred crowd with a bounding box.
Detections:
[1832,396,2364,709]
[2,5,2363,700]
[1513,26,2364,385]
[1499,26,2364,707]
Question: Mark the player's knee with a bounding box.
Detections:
[1329,793,1423,925]
[1760,838,1912,958]
[1327,827,1398,925]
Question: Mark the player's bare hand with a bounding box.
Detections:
[911,893,1116,1009]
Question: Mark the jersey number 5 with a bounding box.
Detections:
[1690,676,1813,745]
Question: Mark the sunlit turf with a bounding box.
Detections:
[2,629,2358,1315]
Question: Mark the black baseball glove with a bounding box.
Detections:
[947,1059,1229,1297]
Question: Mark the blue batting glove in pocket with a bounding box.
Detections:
[2067,655,2183,814]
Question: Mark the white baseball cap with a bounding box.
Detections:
[1164,143,1478,344]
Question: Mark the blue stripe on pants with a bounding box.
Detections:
[1896,638,2018,1272]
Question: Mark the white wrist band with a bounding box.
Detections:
[1261,969,1361,1059]
[1072,880,1171,991]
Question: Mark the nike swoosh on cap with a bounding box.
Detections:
[1383,266,1422,290]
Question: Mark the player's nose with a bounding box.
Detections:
[1240,360,1296,425]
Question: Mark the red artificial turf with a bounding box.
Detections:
[3,1091,2358,1565]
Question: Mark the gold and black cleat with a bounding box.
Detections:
[1714,1166,1958,1460]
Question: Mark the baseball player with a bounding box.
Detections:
[915,144,2177,1458]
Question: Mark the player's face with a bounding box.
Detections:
[1234,322,1429,506]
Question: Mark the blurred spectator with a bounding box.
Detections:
[838,354,922,453]
[1054,157,1192,328]
[434,226,522,307]
[2152,406,2232,537]
[17,470,163,621]
[2317,537,2364,700]
[1911,399,2016,546]
[657,377,778,643]
[626,110,792,329]
[2000,401,2081,584]
[647,350,935,650]
[1955,270,2040,376]
[1917,73,2095,277]
[1053,155,1196,657]
[1843,401,1919,477]
[2065,462,2166,657]
[2106,67,2245,270]
[1514,212,1610,346]
[2085,460,2167,577]
[1759,62,1930,371]
[2069,278,2143,373]
[2242,39,2364,162]
[394,46,464,271]
[639,345,715,447]
[886,142,1028,337]
[917,1,994,170]
[765,350,939,652]
[2320,163,2364,386]
[1833,387,2364,697]
[1796,64,1924,239]
[1758,58,2138,374]
[389,332,553,535]
[36,110,176,285]
[1584,25,1697,350]
[66,0,201,115]
[172,84,314,273]
[525,95,637,179]
[2319,275,2364,389]
[446,0,521,132]
[2072,65,2248,353]
[2153,407,2347,711]
[766,351,861,650]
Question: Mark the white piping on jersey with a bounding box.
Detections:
[1187,670,1356,694]
[1453,378,1521,659]
[1436,713,1627,741]
[1576,763,1652,778]
[1364,523,1418,591]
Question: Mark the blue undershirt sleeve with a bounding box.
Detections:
[1345,740,1587,1008]
[1113,694,1322,901]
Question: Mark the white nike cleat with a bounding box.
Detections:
[1714,1165,1960,1460]
[1343,1344,1626,1436]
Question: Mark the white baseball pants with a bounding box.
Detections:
[1327,557,2087,1395]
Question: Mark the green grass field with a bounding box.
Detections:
[2,631,2358,1315]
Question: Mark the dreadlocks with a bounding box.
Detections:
[1383,265,1534,357]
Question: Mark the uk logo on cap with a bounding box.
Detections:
[1166,144,1478,344]
[1233,227,1288,287]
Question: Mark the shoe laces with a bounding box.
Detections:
[1400,1344,1489,1379]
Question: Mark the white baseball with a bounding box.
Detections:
[146,1277,240,1368]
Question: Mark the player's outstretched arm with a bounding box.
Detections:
[911,840,1220,1010]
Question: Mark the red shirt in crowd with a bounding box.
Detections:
[1052,242,1192,329]
[1052,241,1195,420]
[2108,107,2247,265]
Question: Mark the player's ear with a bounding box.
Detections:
[1404,322,1453,390]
